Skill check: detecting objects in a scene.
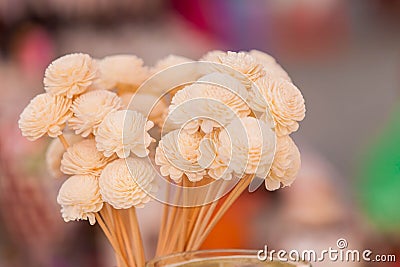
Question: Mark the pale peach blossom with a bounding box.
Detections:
[44,53,98,98]
[69,90,121,137]
[99,158,158,209]
[249,50,291,81]
[265,136,301,191]
[18,93,72,140]
[57,174,103,225]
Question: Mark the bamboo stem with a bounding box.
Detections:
[129,207,146,267]
[96,213,129,267]
[193,175,252,249]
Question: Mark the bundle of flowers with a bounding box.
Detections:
[18,50,305,267]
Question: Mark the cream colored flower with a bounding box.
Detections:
[46,134,83,179]
[120,92,167,127]
[151,54,193,74]
[265,136,300,191]
[99,158,158,209]
[61,139,116,176]
[69,90,122,137]
[44,53,98,98]
[199,50,225,62]
[218,117,275,177]
[95,55,150,91]
[155,129,206,183]
[57,174,103,225]
[18,93,72,141]
[249,50,291,81]
[168,77,250,134]
[206,51,265,88]
[198,129,233,180]
[95,110,154,158]
[250,76,305,136]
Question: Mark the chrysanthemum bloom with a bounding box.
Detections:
[168,75,250,134]
[96,110,154,158]
[99,158,158,209]
[198,129,233,180]
[205,51,265,89]
[57,174,103,225]
[94,55,150,92]
[44,53,98,98]
[249,50,291,81]
[69,90,122,137]
[265,136,301,191]
[249,76,305,136]
[155,129,206,183]
[61,139,116,176]
[218,117,275,178]
[120,92,167,127]
[151,54,193,74]
[46,133,83,179]
[18,93,72,141]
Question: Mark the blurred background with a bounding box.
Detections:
[0,0,399,266]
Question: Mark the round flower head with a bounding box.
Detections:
[120,92,167,127]
[57,174,103,225]
[95,55,150,91]
[250,76,305,136]
[198,129,233,180]
[44,53,98,98]
[266,136,301,191]
[207,51,265,88]
[61,139,116,176]
[155,129,206,183]
[46,133,83,179]
[95,110,154,158]
[218,117,275,177]
[18,93,72,141]
[69,90,122,137]
[168,76,250,134]
[151,54,193,74]
[99,158,158,209]
[249,50,291,81]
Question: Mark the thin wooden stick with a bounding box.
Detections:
[116,210,136,267]
[156,181,171,256]
[58,134,69,149]
[129,207,145,267]
[193,175,252,249]
[186,181,227,250]
[95,213,129,267]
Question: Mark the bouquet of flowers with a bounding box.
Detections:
[18,50,305,267]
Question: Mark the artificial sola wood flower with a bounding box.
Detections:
[218,117,275,177]
[198,129,233,180]
[249,50,291,81]
[168,75,250,134]
[250,76,306,136]
[69,90,122,137]
[44,53,98,98]
[120,92,167,127]
[95,110,154,158]
[99,158,158,209]
[46,133,83,179]
[57,174,103,225]
[155,129,206,183]
[265,135,301,191]
[61,139,116,176]
[95,55,150,91]
[151,54,193,74]
[18,93,72,141]
[205,51,266,88]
